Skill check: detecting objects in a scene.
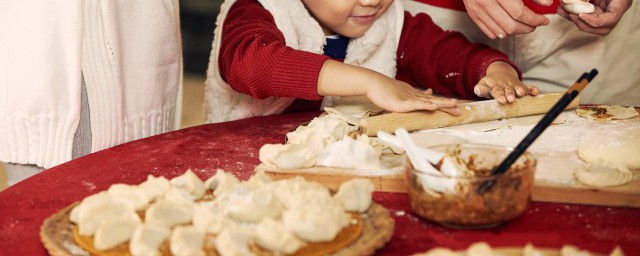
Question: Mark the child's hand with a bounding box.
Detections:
[366,78,461,115]
[474,61,539,104]
[317,60,460,115]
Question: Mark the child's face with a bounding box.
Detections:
[303,0,395,38]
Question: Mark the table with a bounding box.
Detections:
[1,112,638,255]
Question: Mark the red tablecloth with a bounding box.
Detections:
[1,112,638,255]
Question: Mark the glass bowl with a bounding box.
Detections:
[404,143,536,229]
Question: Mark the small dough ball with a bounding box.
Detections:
[578,127,640,170]
[562,0,595,14]
[574,162,633,187]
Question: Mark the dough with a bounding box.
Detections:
[578,127,640,169]
[139,175,171,201]
[169,226,205,256]
[286,126,336,153]
[130,224,171,256]
[324,107,362,126]
[205,169,240,196]
[255,218,305,254]
[562,0,595,14]
[328,95,384,119]
[282,203,350,242]
[94,215,141,250]
[306,115,354,140]
[576,105,639,121]
[214,226,254,256]
[224,186,283,223]
[268,177,333,209]
[574,162,633,187]
[107,184,150,211]
[317,135,381,170]
[76,198,136,236]
[334,179,374,213]
[259,143,317,170]
[145,200,193,228]
[170,169,205,199]
[192,202,228,234]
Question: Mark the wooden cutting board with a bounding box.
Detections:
[258,159,640,208]
[258,110,640,208]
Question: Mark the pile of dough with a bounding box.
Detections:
[317,135,382,170]
[576,127,639,187]
[259,114,385,170]
[259,144,317,170]
[562,0,595,14]
[69,170,375,255]
[576,105,639,121]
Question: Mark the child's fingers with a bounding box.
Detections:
[503,83,516,102]
[514,83,528,97]
[438,106,462,116]
[527,85,540,95]
[402,99,438,112]
[426,96,458,108]
[422,88,434,95]
[473,83,492,98]
[491,86,508,104]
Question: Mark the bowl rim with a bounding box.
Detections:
[405,143,537,180]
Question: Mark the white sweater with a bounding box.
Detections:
[0,0,183,168]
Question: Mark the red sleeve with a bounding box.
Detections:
[395,11,522,100]
[218,0,329,100]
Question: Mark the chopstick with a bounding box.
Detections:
[477,69,599,193]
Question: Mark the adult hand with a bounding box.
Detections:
[463,0,551,39]
[558,0,632,36]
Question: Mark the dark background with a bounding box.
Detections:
[181,0,223,75]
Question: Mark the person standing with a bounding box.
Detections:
[406,0,638,106]
[0,0,183,186]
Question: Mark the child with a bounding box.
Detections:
[204,0,539,123]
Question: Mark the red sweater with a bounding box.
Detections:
[218,0,520,113]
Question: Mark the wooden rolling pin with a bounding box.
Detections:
[359,93,579,136]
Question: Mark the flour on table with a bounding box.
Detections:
[411,132,467,146]
[418,111,640,186]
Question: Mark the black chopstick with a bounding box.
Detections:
[477,69,599,193]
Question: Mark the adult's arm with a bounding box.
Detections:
[218,0,329,100]
[462,0,551,38]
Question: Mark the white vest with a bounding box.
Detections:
[205,0,405,123]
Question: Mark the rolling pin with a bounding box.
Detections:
[359,92,579,136]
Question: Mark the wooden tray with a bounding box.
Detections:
[260,111,640,208]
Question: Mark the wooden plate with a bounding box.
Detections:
[41,202,394,256]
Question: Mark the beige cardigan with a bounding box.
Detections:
[0,0,183,168]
